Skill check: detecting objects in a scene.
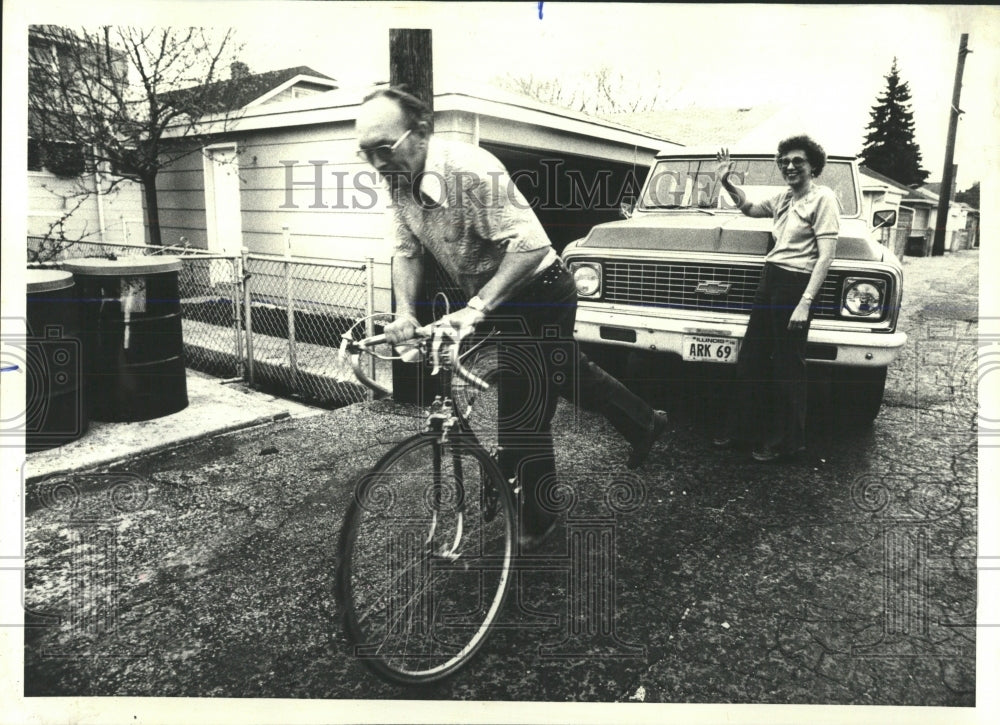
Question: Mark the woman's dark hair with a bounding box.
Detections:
[776,135,827,177]
[362,85,432,131]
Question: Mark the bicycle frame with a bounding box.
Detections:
[339,319,497,554]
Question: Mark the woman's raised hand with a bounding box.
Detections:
[715,148,735,181]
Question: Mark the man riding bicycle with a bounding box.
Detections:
[355,86,669,549]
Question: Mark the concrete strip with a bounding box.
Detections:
[26,370,324,482]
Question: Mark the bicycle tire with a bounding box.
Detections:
[335,431,515,684]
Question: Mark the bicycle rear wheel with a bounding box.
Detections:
[335,432,515,684]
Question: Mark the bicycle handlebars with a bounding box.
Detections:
[339,323,490,395]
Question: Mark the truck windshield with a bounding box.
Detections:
[637,158,858,216]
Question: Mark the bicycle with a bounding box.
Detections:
[334,313,518,685]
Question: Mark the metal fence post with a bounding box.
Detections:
[365,256,376,400]
[232,254,245,380]
[243,247,255,385]
[283,226,298,388]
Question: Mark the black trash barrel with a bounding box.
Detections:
[26,269,89,451]
[63,257,188,422]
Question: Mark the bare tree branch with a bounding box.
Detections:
[28,24,244,249]
[496,65,679,117]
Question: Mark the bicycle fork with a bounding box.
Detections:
[426,397,464,560]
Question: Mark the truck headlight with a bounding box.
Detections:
[570,262,602,297]
[842,277,886,317]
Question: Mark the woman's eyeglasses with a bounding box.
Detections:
[357,129,412,164]
[777,156,808,169]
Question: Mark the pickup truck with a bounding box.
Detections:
[562,148,905,422]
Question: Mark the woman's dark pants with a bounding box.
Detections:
[734,262,813,453]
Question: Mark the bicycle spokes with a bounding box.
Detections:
[337,434,515,683]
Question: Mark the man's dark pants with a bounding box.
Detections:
[490,259,656,535]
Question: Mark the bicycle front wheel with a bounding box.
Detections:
[335,432,515,684]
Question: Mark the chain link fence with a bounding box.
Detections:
[25,237,376,407]
[243,254,372,406]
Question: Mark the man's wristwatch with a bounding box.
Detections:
[466,295,490,315]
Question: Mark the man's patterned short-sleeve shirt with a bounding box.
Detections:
[389,137,552,298]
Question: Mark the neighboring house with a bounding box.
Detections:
[161,63,339,115]
[27,25,144,247]
[898,184,978,256]
[858,165,911,256]
[155,81,677,316]
[27,53,339,253]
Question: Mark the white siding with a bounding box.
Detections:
[28,171,146,244]
[156,120,395,312]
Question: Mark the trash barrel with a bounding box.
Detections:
[25,269,89,451]
[63,257,188,422]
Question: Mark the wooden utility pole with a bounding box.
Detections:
[389,29,434,130]
[388,29,438,404]
[932,33,970,256]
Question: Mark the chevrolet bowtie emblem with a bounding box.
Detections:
[695,281,731,296]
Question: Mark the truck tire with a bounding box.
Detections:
[833,366,888,424]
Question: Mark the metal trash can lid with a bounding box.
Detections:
[62,256,183,276]
[27,269,75,293]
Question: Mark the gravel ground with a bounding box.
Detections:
[17,249,985,719]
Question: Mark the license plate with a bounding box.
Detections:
[682,335,739,364]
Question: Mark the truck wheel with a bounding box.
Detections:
[833,366,888,424]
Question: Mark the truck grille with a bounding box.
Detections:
[602,261,847,319]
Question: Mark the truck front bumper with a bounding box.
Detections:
[573,305,907,367]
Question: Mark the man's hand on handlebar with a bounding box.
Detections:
[384,314,422,363]
[383,307,485,368]
[384,314,419,346]
[435,306,485,341]
[428,307,484,374]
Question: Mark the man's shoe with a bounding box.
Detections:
[518,518,560,553]
[627,410,669,469]
[712,436,735,449]
[751,445,782,463]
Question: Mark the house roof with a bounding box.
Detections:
[169,81,678,158]
[162,65,337,115]
[901,185,938,207]
[859,165,913,194]
[920,180,959,201]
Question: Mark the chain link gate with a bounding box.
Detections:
[26,237,379,407]
[241,252,374,406]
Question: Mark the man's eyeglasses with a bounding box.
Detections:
[357,129,412,164]
[777,156,809,169]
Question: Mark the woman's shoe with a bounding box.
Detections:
[751,445,806,463]
[712,436,735,449]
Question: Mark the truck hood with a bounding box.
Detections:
[572,214,886,262]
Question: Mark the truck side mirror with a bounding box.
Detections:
[620,198,635,219]
[872,209,897,230]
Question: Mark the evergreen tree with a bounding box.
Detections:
[859,58,929,186]
[955,182,979,209]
